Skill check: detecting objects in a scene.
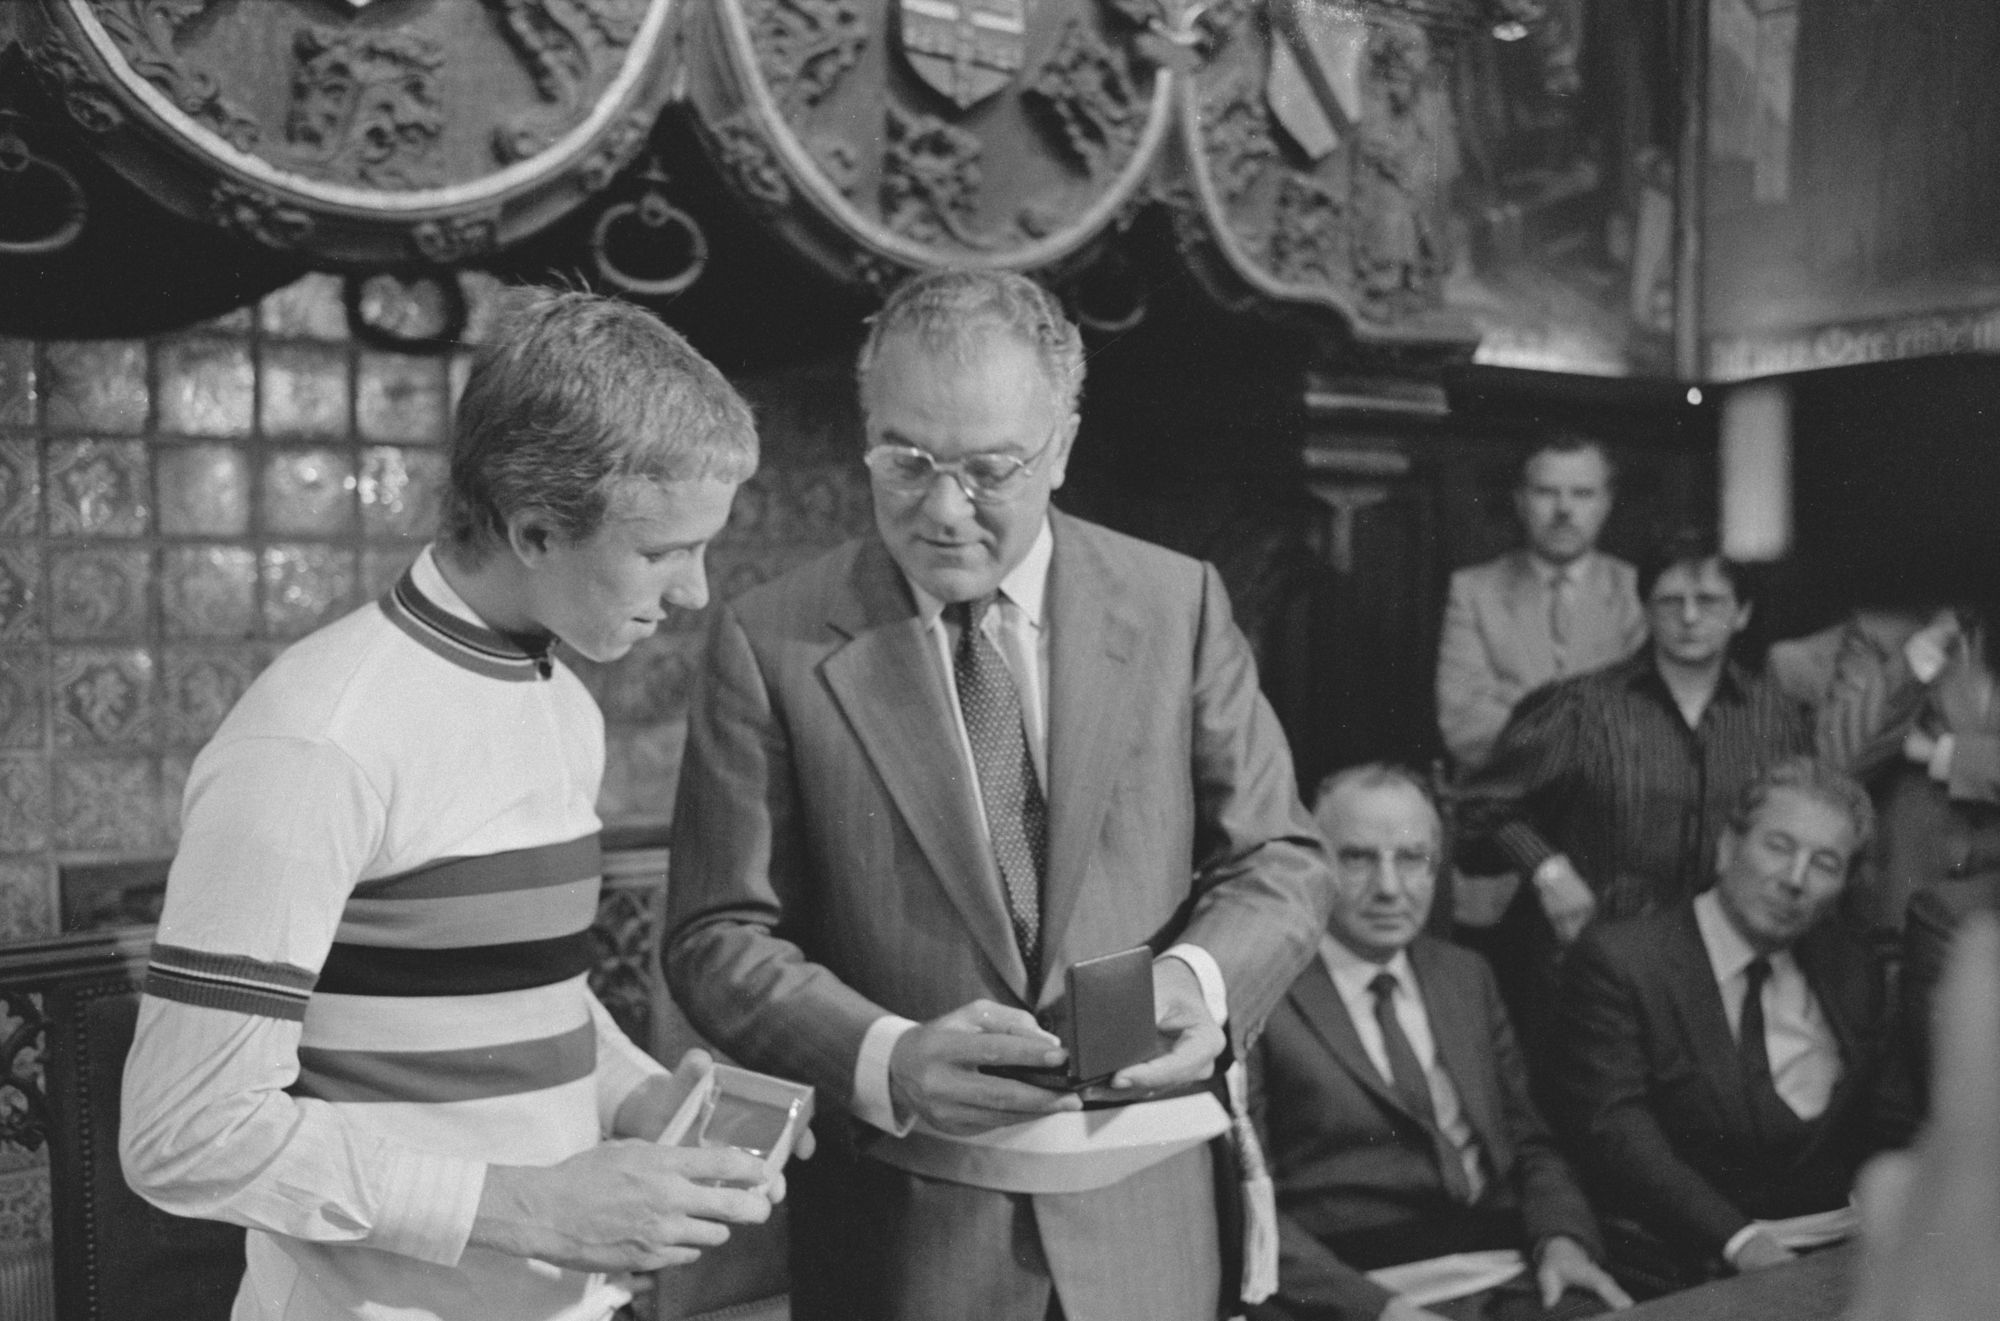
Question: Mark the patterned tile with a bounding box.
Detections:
[161,545,257,640]
[0,341,36,428]
[0,757,50,854]
[42,340,148,434]
[0,546,41,643]
[46,440,148,536]
[458,271,507,344]
[0,859,55,941]
[160,647,260,746]
[0,650,46,749]
[359,446,444,540]
[260,342,351,439]
[155,442,250,536]
[52,647,155,749]
[360,546,417,601]
[260,272,351,340]
[155,338,254,437]
[53,756,161,851]
[352,272,458,343]
[261,544,356,638]
[160,750,193,845]
[356,352,448,444]
[49,546,149,641]
[196,306,257,334]
[0,440,40,536]
[261,448,357,536]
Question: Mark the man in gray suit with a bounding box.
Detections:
[665,270,1332,1321]
[1435,435,1645,775]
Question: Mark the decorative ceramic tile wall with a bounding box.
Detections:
[0,275,873,945]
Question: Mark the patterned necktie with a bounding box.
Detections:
[950,596,1048,980]
[1548,565,1575,657]
[1369,972,1475,1204]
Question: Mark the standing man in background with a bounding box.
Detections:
[122,289,778,1321]
[667,269,1331,1321]
[1435,433,1645,776]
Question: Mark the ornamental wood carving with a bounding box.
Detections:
[683,0,1180,286]
[18,0,681,266]
[1164,0,1486,349]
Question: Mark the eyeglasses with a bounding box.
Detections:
[862,427,1061,505]
[1333,846,1437,885]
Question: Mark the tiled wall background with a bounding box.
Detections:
[0,271,874,946]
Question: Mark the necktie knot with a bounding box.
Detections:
[1745,956,1772,991]
[949,594,997,635]
[1369,971,1399,1006]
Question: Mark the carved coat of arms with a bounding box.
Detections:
[897,0,1029,112]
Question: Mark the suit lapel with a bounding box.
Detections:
[1037,515,1139,994]
[1790,926,1865,1136]
[819,539,1031,996]
[1500,552,1559,678]
[1289,957,1427,1128]
[1409,941,1500,1153]
[1663,907,1759,1139]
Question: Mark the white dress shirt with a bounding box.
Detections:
[851,519,1228,1132]
[1693,889,1842,1122]
[1319,936,1486,1203]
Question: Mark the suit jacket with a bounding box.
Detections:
[1250,937,1602,1321]
[1436,550,1645,772]
[1550,903,1915,1286]
[665,511,1331,1321]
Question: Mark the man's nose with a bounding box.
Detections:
[1780,851,1814,891]
[919,467,978,519]
[662,555,709,612]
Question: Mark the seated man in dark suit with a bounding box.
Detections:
[1551,756,1916,1297]
[1251,765,1629,1321]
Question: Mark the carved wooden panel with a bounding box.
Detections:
[1163,0,1489,352]
[18,0,683,265]
[682,0,1181,286]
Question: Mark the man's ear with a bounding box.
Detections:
[1730,600,1754,636]
[505,509,561,567]
[1045,412,1082,492]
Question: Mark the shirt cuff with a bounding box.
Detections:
[1722,1222,1764,1266]
[1163,943,1228,1026]
[371,1146,488,1266]
[1929,733,1957,782]
[853,1014,920,1135]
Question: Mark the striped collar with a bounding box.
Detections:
[379,546,559,682]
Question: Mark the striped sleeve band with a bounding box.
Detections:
[146,942,317,1021]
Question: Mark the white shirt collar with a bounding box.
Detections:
[1694,887,1769,985]
[1320,933,1415,1004]
[413,544,487,627]
[1529,550,1588,589]
[906,517,1054,629]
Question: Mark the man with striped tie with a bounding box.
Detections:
[1248,765,1626,1321]
[666,270,1332,1321]
[121,288,779,1321]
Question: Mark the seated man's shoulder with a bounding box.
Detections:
[1452,550,1526,594]
[1572,903,1690,970]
